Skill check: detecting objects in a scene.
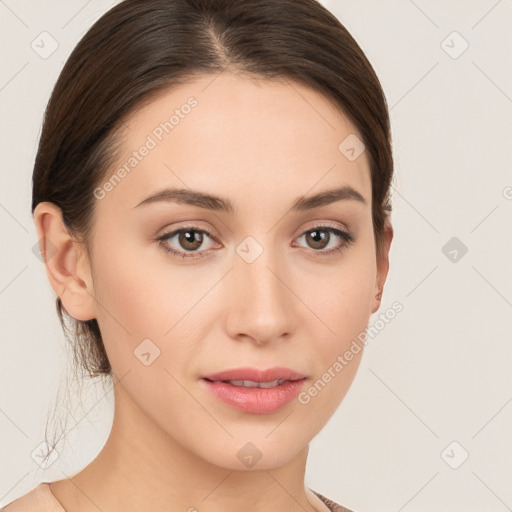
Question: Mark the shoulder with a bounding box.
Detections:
[1,482,65,512]
[311,489,358,512]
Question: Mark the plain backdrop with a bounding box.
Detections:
[1,1,511,511]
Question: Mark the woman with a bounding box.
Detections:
[2,0,393,510]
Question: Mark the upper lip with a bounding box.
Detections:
[202,367,307,382]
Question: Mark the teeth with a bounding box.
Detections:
[230,380,259,388]
[259,379,285,388]
[221,379,287,388]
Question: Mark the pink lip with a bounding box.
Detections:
[202,366,306,382]
[201,366,308,415]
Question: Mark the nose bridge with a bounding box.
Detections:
[226,235,293,343]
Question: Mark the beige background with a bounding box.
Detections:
[1,1,511,510]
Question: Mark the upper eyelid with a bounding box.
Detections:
[160,218,350,236]
[159,222,349,239]
[294,220,350,236]
[158,223,218,240]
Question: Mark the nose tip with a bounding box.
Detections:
[225,252,294,347]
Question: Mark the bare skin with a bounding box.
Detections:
[33,70,393,512]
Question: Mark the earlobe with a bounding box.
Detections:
[33,202,96,322]
[371,290,383,315]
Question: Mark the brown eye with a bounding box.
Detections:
[157,227,216,258]
[295,226,355,255]
[177,229,204,251]
[305,229,330,250]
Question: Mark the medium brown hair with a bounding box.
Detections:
[33,0,393,382]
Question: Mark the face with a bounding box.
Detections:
[45,71,391,471]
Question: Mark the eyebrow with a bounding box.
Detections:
[134,185,366,213]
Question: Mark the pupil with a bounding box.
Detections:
[308,230,328,249]
[181,230,202,250]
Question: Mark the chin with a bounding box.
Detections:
[190,428,311,471]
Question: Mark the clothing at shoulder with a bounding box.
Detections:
[0,482,355,512]
[312,489,357,512]
[0,483,65,512]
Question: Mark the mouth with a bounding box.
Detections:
[201,367,308,414]
[202,366,307,383]
[203,377,303,388]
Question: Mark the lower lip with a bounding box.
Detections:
[202,378,307,414]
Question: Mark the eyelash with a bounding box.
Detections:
[156,224,355,259]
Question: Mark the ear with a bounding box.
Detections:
[371,214,393,315]
[33,202,96,322]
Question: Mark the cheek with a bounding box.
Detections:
[88,238,201,419]
[91,229,190,334]
[304,242,376,345]
[89,231,214,376]
[299,281,370,419]
[296,243,376,411]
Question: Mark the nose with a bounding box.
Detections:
[224,245,295,346]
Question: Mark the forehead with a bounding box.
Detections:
[100,71,371,213]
